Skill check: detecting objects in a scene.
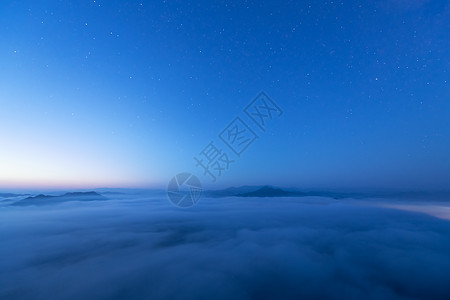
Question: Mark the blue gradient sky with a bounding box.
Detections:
[0,0,449,190]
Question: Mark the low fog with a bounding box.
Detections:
[1,195,450,299]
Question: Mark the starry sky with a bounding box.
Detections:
[0,0,449,191]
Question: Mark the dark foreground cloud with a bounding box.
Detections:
[1,196,450,300]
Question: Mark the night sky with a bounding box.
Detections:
[0,0,449,190]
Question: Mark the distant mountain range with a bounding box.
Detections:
[236,186,297,197]
[11,192,107,206]
[204,186,450,200]
[2,186,449,207]
[204,185,363,199]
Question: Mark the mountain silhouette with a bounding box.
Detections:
[236,186,298,197]
[12,191,107,206]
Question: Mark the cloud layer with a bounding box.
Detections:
[1,196,450,299]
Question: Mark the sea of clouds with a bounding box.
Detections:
[1,195,450,300]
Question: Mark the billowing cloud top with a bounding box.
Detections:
[1,196,450,299]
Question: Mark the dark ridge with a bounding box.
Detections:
[61,191,104,198]
[237,186,296,197]
[205,186,368,199]
[203,186,264,197]
[11,191,107,206]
